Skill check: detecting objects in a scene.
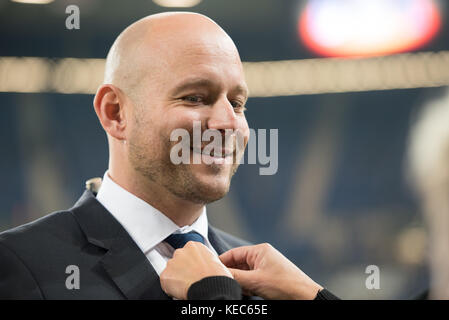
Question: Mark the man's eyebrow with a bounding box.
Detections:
[231,84,249,100]
[171,78,249,98]
[171,78,217,96]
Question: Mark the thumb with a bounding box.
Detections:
[228,268,258,297]
[228,268,254,287]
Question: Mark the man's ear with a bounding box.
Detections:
[93,84,127,141]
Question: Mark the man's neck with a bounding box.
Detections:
[107,170,204,227]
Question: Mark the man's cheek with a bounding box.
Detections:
[237,129,250,154]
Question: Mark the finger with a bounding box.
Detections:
[219,245,254,268]
[228,268,258,293]
[233,263,251,271]
[228,267,248,284]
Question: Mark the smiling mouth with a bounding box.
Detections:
[191,147,234,158]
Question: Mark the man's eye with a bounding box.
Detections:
[231,101,246,112]
[183,95,203,103]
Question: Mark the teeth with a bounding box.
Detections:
[191,147,232,158]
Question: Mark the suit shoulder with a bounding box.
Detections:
[0,210,84,252]
[210,226,253,248]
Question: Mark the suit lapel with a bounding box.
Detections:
[70,190,170,300]
[208,226,233,255]
[99,228,170,299]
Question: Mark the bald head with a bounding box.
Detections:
[104,12,241,98]
[94,12,249,214]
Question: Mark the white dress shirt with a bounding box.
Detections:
[96,171,217,276]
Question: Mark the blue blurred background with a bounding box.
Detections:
[2,0,449,299]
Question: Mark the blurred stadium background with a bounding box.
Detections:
[2,0,449,299]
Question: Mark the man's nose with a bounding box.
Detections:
[207,96,238,131]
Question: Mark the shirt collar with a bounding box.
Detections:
[95,171,210,254]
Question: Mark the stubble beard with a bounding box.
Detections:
[128,131,241,205]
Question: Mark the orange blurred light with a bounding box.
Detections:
[299,0,442,57]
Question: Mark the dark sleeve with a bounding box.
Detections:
[187,276,242,300]
[187,276,340,300]
[413,289,428,300]
[0,242,44,299]
[314,288,341,300]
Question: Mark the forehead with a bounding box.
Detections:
[176,44,242,77]
[148,31,246,89]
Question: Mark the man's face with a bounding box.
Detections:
[127,32,249,204]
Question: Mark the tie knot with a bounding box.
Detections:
[164,231,205,249]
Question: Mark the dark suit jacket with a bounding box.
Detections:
[0,189,252,299]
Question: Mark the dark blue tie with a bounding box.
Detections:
[164,231,205,249]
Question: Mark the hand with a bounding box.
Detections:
[219,243,323,300]
[160,241,234,299]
